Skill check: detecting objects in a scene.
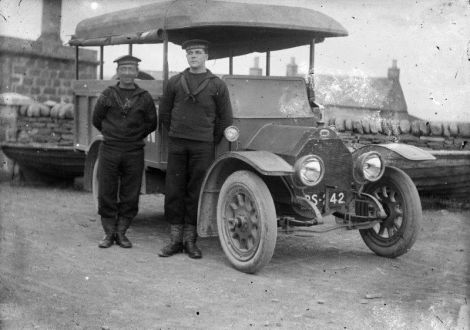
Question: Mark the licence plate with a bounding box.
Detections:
[303,191,346,207]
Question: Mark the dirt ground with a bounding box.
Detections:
[0,180,469,330]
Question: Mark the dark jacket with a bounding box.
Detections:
[159,69,233,143]
[92,83,157,150]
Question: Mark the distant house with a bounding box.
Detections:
[313,60,411,121]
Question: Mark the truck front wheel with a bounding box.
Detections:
[359,166,422,258]
[217,170,277,274]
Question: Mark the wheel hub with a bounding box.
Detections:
[224,191,260,253]
[370,185,404,238]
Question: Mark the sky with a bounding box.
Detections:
[0,0,469,121]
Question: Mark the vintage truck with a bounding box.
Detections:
[69,0,435,273]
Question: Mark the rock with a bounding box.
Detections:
[429,122,443,136]
[419,121,430,136]
[442,123,451,137]
[411,121,420,136]
[391,120,400,136]
[39,104,51,117]
[63,103,75,119]
[449,122,459,136]
[19,105,29,116]
[353,120,363,134]
[381,120,392,136]
[370,120,380,134]
[365,293,382,299]
[361,119,371,134]
[399,119,411,134]
[457,122,470,137]
[27,103,41,117]
[335,117,345,132]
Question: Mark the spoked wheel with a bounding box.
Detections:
[359,166,422,258]
[217,170,277,273]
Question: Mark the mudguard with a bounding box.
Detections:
[353,143,436,161]
[86,135,104,153]
[197,151,294,237]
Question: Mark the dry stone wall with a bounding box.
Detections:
[328,117,470,151]
[8,102,75,147]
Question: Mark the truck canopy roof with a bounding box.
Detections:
[69,0,348,59]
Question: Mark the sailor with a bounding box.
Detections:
[92,55,157,248]
[158,39,233,258]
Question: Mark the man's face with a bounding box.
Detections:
[117,64,138,84]
[186,48,208,70]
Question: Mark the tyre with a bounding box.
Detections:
[359,166,422,258]
[217,170,277,273]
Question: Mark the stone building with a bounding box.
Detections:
[0,0,97,103]
[283,58,411,121]
[314,60,410,121]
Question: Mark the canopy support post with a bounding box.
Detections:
[229,50,233,75]
[128,44,133,55]
[163,31,169,88]
[99,45,104,80]
[266,50,270,76]
[75,46,79,80]
[309,39,315,75]
[307,39,316,102]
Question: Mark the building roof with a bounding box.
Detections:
[314,73,407,113]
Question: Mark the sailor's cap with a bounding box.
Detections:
[181,39,210,51]
[113,55,141,66]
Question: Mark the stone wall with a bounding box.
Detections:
[329,117,470,150]
[12,102,75,146]
[0,36,97,103]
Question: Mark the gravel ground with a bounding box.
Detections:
[0,181,469,329]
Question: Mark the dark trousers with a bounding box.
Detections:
[97,144,144,220]
[164,137,215,226]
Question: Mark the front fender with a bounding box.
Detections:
[197,151,293,237]
[353,143,436,162]
[86,134,104,153]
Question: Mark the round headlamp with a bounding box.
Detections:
[294,155,324,187]
[224,126,240,142]
[354,151,384,183]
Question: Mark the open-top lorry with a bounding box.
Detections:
[70,0,435,273]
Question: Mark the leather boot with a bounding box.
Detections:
[183,224,202,259]
[98,217,116,248]
[115,217,132,248]
[158,225,184,257]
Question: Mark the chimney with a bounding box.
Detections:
[38,0,62,43]
[387,59,400,81]
[249,56,262,76]
[286,57,298,76]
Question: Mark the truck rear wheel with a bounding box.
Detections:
[92,157,99,212]
[217,170,277,274]
[359,167,422,258]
